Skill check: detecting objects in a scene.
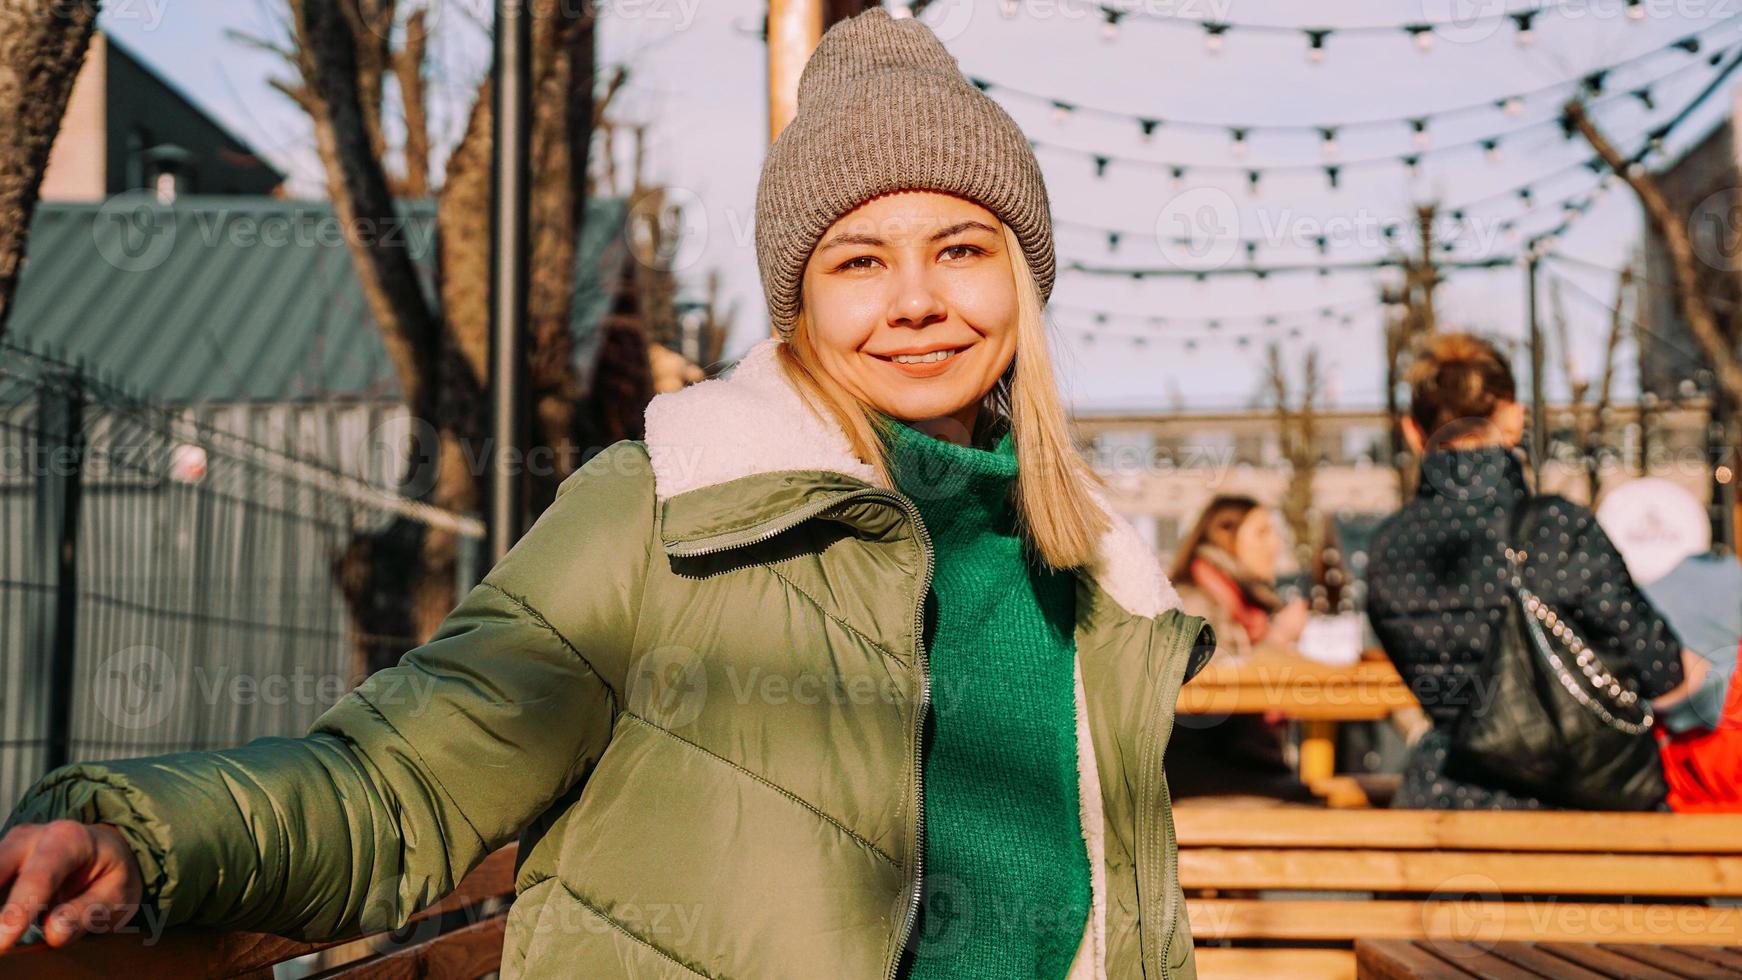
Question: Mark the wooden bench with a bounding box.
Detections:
[0,845,519,979]
[1178,808,1742,980]
[1356,938,1742,978]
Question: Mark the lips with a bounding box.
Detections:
[868,344,971,362]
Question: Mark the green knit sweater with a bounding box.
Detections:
[882,417,1091,980]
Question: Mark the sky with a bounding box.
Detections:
[98,0,1742,413]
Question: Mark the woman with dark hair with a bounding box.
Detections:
[1365,332,1694,809]
[1168,495,1308,663]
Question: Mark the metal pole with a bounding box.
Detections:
[1526,244,1546,484]
[37,369,83,772]
[490,0,531,562]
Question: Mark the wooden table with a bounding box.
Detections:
[1357,939,1742,978]
[1176,653,1417,802]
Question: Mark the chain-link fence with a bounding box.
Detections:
[0,340,484,812]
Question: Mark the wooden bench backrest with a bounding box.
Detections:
[1177,809,1742,980]
[0,846,520,980]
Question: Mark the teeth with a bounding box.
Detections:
[891,349,958,364]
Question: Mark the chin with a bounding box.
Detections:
[869,391,975,424]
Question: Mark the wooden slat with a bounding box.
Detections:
[1680,947,1742,972]
[1190,899,1742,944]
[1541,942,1692,980]
[317,914,508,980]
[1355,940,1474,979]
[1174,809,1742,854]
[0,846,519,979]
[1484,943,1613,979]
[1180,848,1742,896]
[1426,944,1555,979]
[1194,947,1353,980]
[1179,658,1416,720]
[1601,943,1742,979]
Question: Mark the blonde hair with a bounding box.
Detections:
[774,221,1109,570]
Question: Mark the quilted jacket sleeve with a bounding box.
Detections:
[0,440,656,940]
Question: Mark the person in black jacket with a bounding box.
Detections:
[1366,333,1693,808]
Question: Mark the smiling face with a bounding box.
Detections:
[796,190,1020,438]
[1230,507,1283,582]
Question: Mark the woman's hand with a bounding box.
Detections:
[1268,597,1311,647]
[0,820,143,953]
[1650,648,1712,713]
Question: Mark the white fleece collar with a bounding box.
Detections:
[642,336,1181,620]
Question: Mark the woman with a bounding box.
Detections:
[1365,333,1688,809]
[0,11,1212,980]
[1164,497,1311,799]
[1169,496,1309,664]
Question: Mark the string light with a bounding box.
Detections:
[1052,100,1073,124]
[966,25,1732,151]
[1626,0,1647,21]
[1408,25,1435,52]
[1483,139,1503,164]
[1411,118,1431,148]
[1101,8,1122,41]
[1513,12,1537,46]
[1307,30,1329,64]
[1319,127,1340,160]
[1230,128,1249,159]
[1203,22,1228,54]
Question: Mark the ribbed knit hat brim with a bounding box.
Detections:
[755,7,1055,337]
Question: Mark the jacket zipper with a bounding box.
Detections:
[870,489,934,980]
[662,487,936,980]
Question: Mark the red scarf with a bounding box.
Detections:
[1189,555,1271,645]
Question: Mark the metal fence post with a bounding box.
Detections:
[35,368,83,772]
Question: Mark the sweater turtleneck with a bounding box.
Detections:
[880,416,1091,980]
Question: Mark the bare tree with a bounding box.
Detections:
[1381,202,1442,501]
[0,0,101,335]
[1549,267,1628,502]
[236,0,612,676]
[1263,342,1323,578]
[1566,100,1742,405]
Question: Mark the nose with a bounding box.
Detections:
[885,263,948,330]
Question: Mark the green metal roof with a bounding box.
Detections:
[8,195,631,402]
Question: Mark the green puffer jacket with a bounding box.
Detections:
[4,337,1213,980]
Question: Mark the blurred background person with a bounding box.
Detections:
[1165,495,1313,802]
[1168,495,1310,664]
[1365,332,1692,809]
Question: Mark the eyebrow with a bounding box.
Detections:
[816,220,999,253]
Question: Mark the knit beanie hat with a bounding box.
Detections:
[754,6,1056,338]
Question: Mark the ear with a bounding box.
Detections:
[1493,400,1527,448]
[1400,416,1427,455]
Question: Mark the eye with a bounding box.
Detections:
[942,243,986,261]
[837,255,880,271]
